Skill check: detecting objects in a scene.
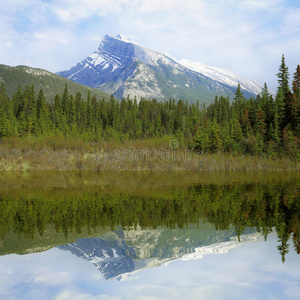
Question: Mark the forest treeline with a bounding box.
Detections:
[0,55,299,156]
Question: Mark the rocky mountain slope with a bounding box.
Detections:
[58,34,263,103]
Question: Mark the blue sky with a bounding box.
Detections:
[1,0,300,91]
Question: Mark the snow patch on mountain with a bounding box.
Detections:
[113,34,144,48]
[180,59,263,95]
[179,232,264,262]
[88,50,123,72]
[25,67,53,77]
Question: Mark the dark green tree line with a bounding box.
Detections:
[0,57,299,156]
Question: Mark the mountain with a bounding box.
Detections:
[58,225,264,281]
[0,64,110,102]
[57,34,263,103]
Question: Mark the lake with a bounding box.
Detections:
[0,171,299,300]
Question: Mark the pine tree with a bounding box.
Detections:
[292,65,300,100]
[61,83,69,116]
[275,87,286,130]
[255,108,267,138]
[209,121,223,152]
[277,54,290,95]
[108,95,116,128]
[12,85,23,118]
[0,84,17,137]
[230,116,243,140]
[193,126,210,153]
[85,91,92,132]
[291,65,300,132]
[272,109,280,146]
[52,94,62,132]
[260,83,274,126]
[234,84,244,103]
[240,108,251,137]
[253,133,264,155]
[75,92,83,133]
[260,83,270,108]
[36,89,51,134]
[99,97,108,131]
[220,123,232,152]
[234,83,245,120]
[21,85,37,135]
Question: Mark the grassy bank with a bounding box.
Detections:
[0,136,299,171]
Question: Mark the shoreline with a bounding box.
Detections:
[0,137,299,171]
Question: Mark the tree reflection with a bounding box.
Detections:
[0,180,299,262]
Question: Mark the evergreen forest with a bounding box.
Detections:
[0,55,299,157]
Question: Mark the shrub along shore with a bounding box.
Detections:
[0,136,298,171]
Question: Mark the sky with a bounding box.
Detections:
[1,0,300,91]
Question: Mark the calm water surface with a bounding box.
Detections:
[0,171,299,300]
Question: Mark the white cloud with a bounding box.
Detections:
[282,8,300,34]
[54,289,117,300]
[55,8,73,22]
[0,0,299,90]
[239,0,284,11]
[51,0,129,23]
[138,0,206,14]
[34,271,72,285]
[34,32,47,39]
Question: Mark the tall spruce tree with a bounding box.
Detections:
[291,65,300,133]
[292,65,300,99]
[36,89,51,134]
[234,83,245,121]
[277,54,290,95]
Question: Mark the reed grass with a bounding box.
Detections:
[0,136,299,171]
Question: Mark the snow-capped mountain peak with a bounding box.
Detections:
[115,34,134,43]
[116,33,129,40]
[58,34,263,103]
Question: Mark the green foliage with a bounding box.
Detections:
[0,64,109,102]
[0,56,299,157]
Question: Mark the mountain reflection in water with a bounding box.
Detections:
[58,226,265,281]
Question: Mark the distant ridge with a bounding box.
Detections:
[0,64,110,101]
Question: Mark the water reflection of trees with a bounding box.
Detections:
[0,182,299,262]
